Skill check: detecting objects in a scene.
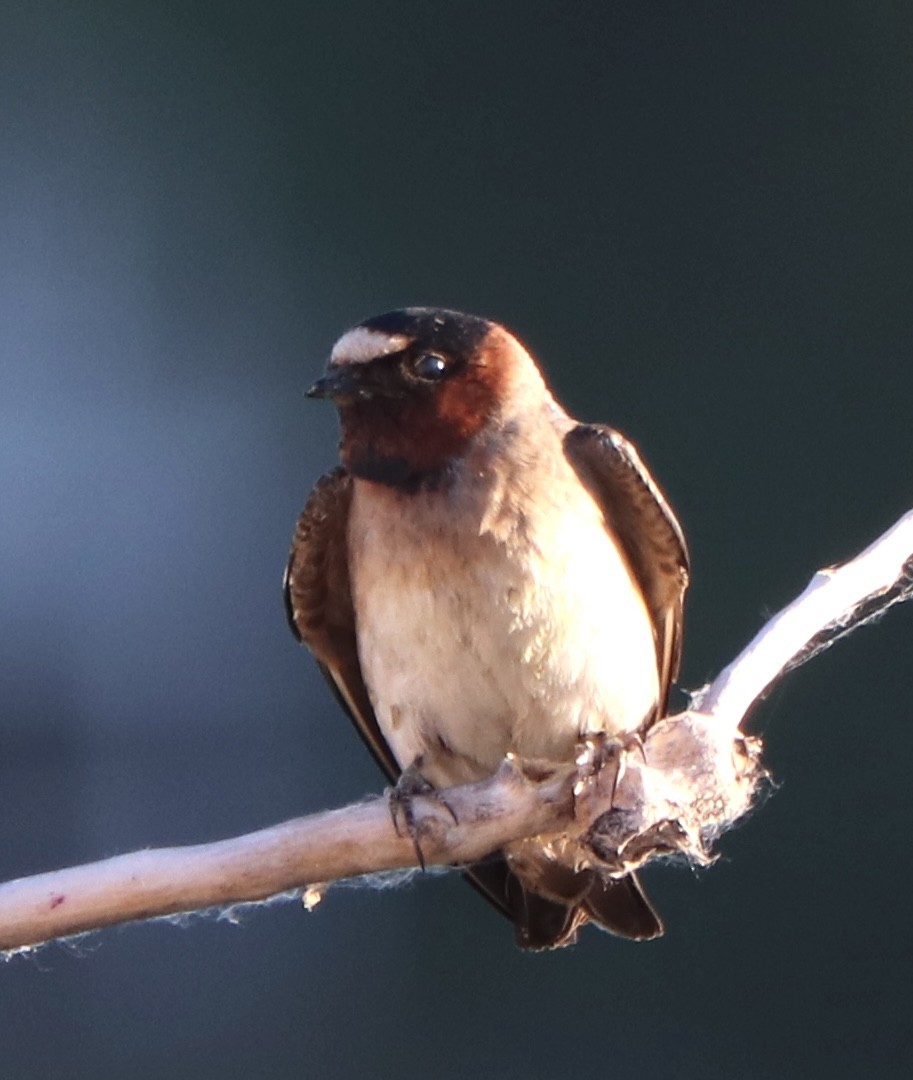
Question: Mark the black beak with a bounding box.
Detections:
[307,362,405,403]
[306,368,365,402]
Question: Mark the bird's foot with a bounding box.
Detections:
[573,732,644,827]
[387,758,458,871]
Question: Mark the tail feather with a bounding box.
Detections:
[466,852,664,950]
[583,872,664,941]
[513,888,589,950]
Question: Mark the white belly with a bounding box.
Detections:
[348,470,659,789]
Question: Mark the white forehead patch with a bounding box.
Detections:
[330,327,413,366]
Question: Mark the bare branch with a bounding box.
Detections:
[2,509,912,955]
[0,759,575,953]
[694,508,913,720]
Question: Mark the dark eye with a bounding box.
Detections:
[412,353,450,381]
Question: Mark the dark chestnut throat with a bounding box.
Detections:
[338,400,472,495]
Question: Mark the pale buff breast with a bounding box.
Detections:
[346,450,660,790]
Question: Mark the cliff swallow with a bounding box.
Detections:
[285,307,689,949]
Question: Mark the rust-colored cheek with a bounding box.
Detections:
[337,354,508,481]
[433,366,502,442]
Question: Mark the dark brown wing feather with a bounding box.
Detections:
[553,423,688,945]
[563,423,690,717]
[284,467,399,779]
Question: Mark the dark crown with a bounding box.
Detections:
[359,308,492,360]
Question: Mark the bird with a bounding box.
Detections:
[284,307,689,949]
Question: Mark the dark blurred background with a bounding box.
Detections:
[2,2,911,1077]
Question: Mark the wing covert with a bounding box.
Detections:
[563,423,689,714]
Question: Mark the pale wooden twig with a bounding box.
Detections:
[1,509,912,955]
[694,508,913,721]
[0,759,575,953]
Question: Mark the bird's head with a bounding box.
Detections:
[308,308,549,491]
